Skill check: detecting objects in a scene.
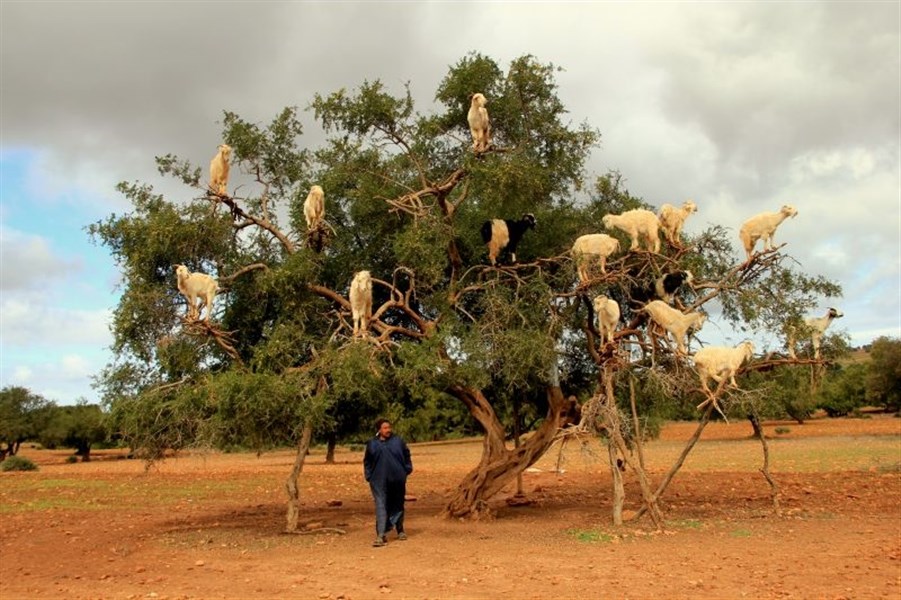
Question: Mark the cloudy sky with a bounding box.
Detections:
[1,1,899,405]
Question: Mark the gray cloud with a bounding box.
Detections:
[647,3,900,179]
[0,226,81,290]
[1,0,898,373]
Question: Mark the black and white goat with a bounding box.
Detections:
[654,270,694,304]
[481,213,537,266]
[629,270,694,307]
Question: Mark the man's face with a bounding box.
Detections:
[379,421,393,439]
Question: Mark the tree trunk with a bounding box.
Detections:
[325,431,337,464]
[284,423,314,533]
[512,396,523,496]
[600,368,625,525]
[748,412,781,515]
[76,442,92,462]
[442,384,570,519]
[633,403,714,521]
[607,439,624,525]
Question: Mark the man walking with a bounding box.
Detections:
[363,418,413,547]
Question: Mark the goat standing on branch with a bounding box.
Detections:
[642,300,706,355]
[175,264,218,321]
[572,234,620,283]
[303,185,325,231]
[350,270,373,337]
[739,204,798,260]
[594,295,621,346]
[467,93,491,153]
[658,200,697,246]
[602,209,661,253]
[481,213,536,266]
[303,184,328,252]
[209,144,231,196]
[629,270,694,308]
[787,307,844,359]
[693,341,755,394]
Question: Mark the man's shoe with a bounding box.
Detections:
[372,537,387,547]
[397,532,407,541]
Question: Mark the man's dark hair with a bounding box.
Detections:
[375,418,390,431]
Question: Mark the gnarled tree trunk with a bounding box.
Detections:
[284,422,314,533]
[442,384,571,519]
[325,431,337,464]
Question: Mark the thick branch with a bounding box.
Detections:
[207,192,295,254]
[308,282,432,341]
[218,263,269,287]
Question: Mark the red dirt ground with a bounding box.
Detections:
[1,415,899,599]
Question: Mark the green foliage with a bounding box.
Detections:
[38,403,108,458]
[222,106,310,198]
[0,386,52,457]
[817,363,868,417]
[0,455,38,472]
[90,52,844,464]
[107,370,327,459]
[866,337,901,412]
[743,367,817,422]
[397,391,473,442]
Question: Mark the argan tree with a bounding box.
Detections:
[0,386,51,461]
[38,402,108,462]
[90,53,840,527]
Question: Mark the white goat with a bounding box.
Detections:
[175,264,218,321]
[571,234,620,283]
[304,185,325,230]
[693,341,755,393]
[349,270,373,337]
[642,300,706,355]
[658,200,697,246]
[593,295,620,345]
[787,307,844,359]
[602,209,661,253]
[467,92,491,153]
[738,204,798,260]
[209,144,232,195]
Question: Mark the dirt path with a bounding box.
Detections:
[1,416,899,599]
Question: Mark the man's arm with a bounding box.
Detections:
[363,440,374,482]
[402,440,413,475]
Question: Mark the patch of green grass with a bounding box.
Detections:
[0,456,38,472]
[774,427,791,435]
[669,518,703,530]
[0,474,274,515]
[650,434,901,473]
[730,528,752,538]
[875,461,901,473]
[3,498,110,512]
[565,528,615,544]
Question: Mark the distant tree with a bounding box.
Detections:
[817,363,868,417]
[0,386,51,460]
[866,336,901,412]
[39,403,108,461]
[90,52,841,528]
